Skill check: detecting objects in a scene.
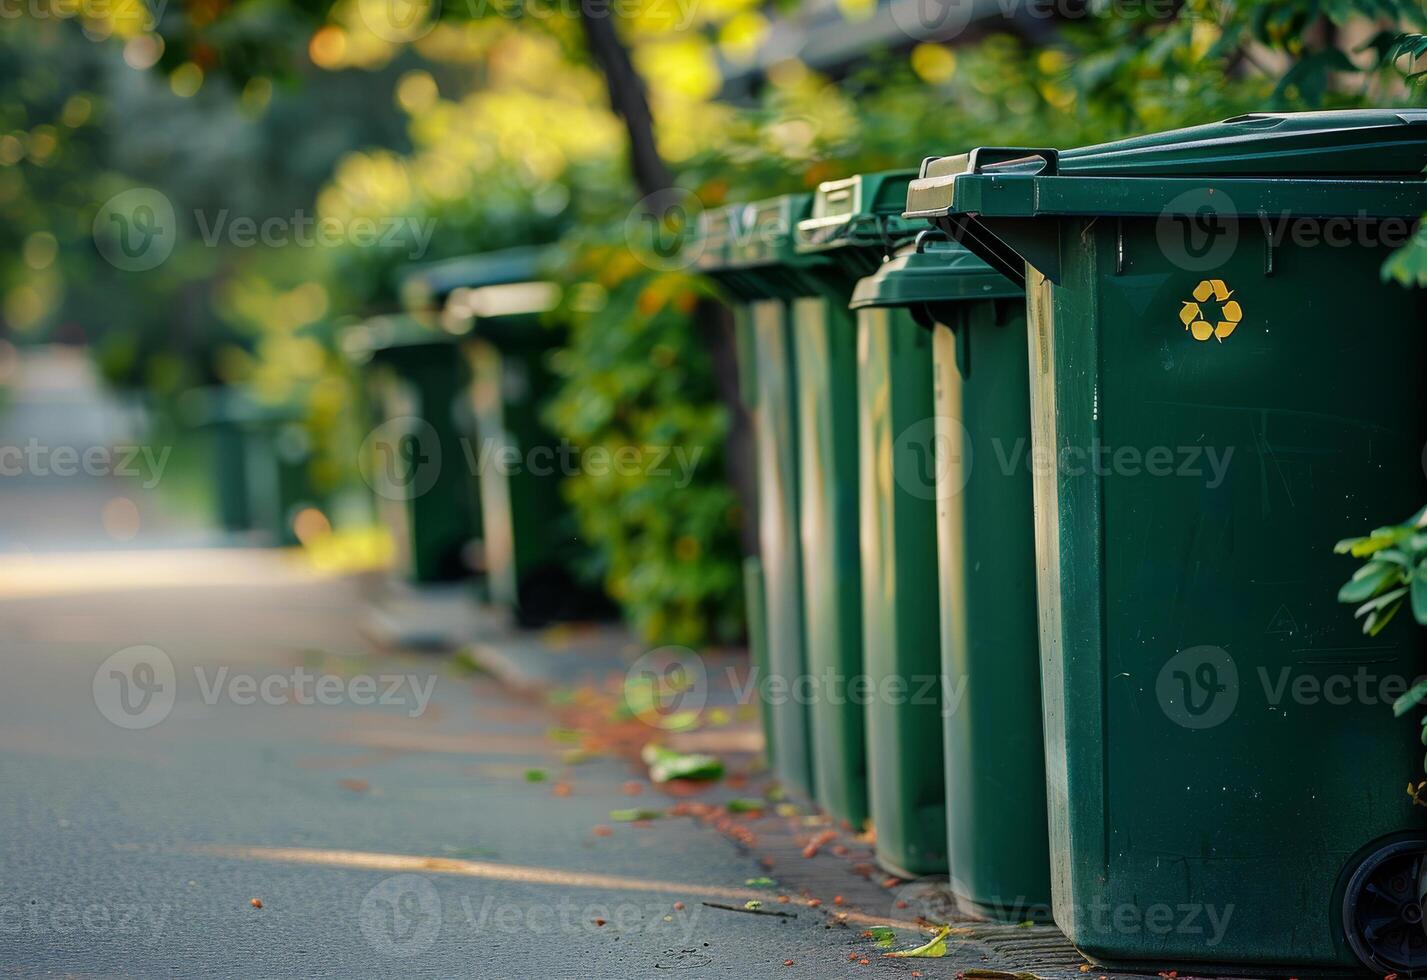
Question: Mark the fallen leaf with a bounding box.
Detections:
[249,898,263,909]
[592,825,614,837]
[885,924,953,959]
[866,925,896,948]
[610,808,663,822]
[641,744,723,784]
[524,769,548,783]
[338,778,369,793]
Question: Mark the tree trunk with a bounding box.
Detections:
[577,0,759,557]
[577,0,673,199]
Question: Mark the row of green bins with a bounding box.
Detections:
[907,110,1427,970]
[341,314,479,585]
[694,197,816,801]
[438,247,605,628]
[854,230,1052,914]
[793,174,953,876]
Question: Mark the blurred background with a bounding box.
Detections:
[2,0,1426,643]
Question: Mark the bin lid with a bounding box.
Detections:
[341,313,457,365]
[400,245,551,312]
[795,170,919,274]
[907,110,1427,221]
[180,384,305,427]
[849,234,1021,309]
[694,194,832,300]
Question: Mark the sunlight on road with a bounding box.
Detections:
[0,548,329,599]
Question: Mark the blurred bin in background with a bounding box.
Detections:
[441,246,606,628]
[342,315,479,585]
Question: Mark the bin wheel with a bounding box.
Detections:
[1343,836,1427,975]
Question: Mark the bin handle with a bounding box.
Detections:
[913,229,950,253]
[967,147,1059,176]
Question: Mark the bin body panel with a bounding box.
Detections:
[750,298,815,799]
[932,301,1051,919]
[209,421,253,532]
[465,337,581,623]
[858,306,947,877]
[793,295,868,827]
[1036,216,1427,968]
[743,556,775,755]
[369,352,479,584]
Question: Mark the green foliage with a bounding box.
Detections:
[1335,504,1427,637]
[544,240,744,646]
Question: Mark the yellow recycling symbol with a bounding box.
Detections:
[1178,279,1242,343]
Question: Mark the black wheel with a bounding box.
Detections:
[1343,837,1427,975]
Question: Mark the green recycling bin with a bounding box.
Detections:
[908,110,1427,970]
[343,315,479,585]
[854,231,1052,918]
[442,247,602,627]
[789,171,921,829]
[186,385,258,535]
[242,398,319,548]
[187,385,318,547]
[848,248,948,880]
[695,198,816,801]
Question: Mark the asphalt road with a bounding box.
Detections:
[0,349,866,977]
[0,553,891,978]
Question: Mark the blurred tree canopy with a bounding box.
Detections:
[3,0,1426,642]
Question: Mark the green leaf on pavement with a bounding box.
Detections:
[884,924,953,958]
[609,808,663,822]
[640,744,724,783]
[866,926,896,948]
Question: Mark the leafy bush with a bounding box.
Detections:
[1337,505,1427,638]
[544,237,744,647]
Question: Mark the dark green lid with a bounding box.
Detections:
[694,194,834,300]
[400,245,550,311]
[795,170,919,275]
[907,109,1427,220]
[850,234,1021,309]
[181,384,305,426]
[341,313,456,365]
